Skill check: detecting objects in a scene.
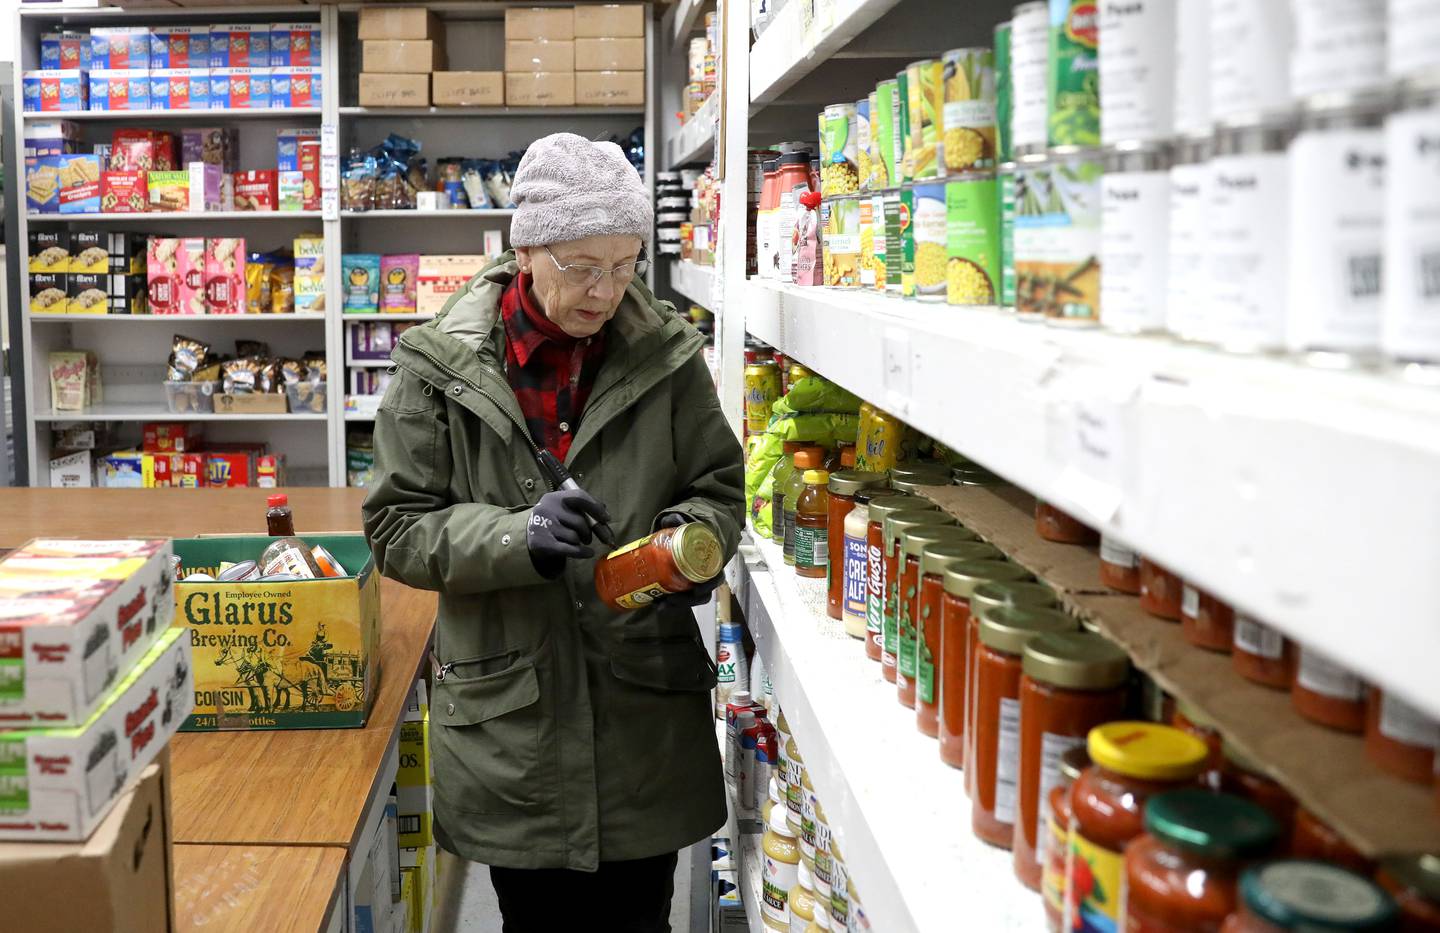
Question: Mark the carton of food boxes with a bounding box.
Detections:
[89,27,151,71]
[505,71,575,106]
[573,4,645,37]
[364,40,447,74]
[358,7,443,41]
[88,70,151,112]
[173,534,380,731]
[0,628,190,841]
[431,71,504,107]
[359,73,430,108]
[0,538,176,727]
[150,25,209,70]
[22,71,88,113]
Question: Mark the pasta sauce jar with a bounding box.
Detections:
[1013,631,1129,890]
[962,564,1042,789]
[594,522,724,611]
[1232,615,1294,690]
[825,470,886,621]
[1123,789,1279,932]
[864,495,927,661]
[1291,645,1366,733]
[1220,861,1398,932]
[897,525,983,709]
[1182,583,1236,653]
[915,541,1002,738]
[1098,535,1141,594]
[1289,806,1373,875]
[1376,854,1440,932]
[1066,723,1209,932]
[1138,557,1183,620]
[971,607,1076,848]
[1365,687,1440,783]
[1044,746,1090,933]
[1035,499,1099,544]
[941,575,1056,770]
[881,512,956,684]
[1220,741,1296,843]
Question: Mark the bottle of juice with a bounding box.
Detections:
[793,468,830,579]
[770,441,807,543]
[266,494,295,536]
[783,449,824,565]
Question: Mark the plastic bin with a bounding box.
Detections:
[286,381,328,414]
[164,380,218,414]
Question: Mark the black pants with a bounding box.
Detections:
[489,851,678,933]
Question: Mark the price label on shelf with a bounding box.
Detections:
[321,123,339,159]
[321,154,339,193]
[322,189,339,222]
[1046,366,1139,523]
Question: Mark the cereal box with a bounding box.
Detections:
[29,231,70,274]
[173,535,380,730]
[209,68,271,109]
[233,170,277,212]
[58,154,102,214]
[149,26,208,70]
[181,127,238,172]
[110,129,176,173]
[417,255,488,315]
[68,273,107,314]
[343,254,382,313]
[204,237,246,314]
[381,254,421,313]
[22,71,87,113]
[69,232,107,274]
[100,170,148,214]
[41,32,89,71]
[29,274,67,315]
[88,70,150,111]
[0,628,190,841]
[270,23,321,68]
[294,235,326,312]
[148,68,209,110]
[89,27,150,71]
[270,67,321,108]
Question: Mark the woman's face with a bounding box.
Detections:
[517,234,644,339]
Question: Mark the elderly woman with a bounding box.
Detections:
[362,133,744,931]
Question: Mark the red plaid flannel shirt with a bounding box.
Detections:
[499,272,607,462]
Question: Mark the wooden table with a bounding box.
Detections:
[0,489,437,932]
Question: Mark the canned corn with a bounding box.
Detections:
[874,80,899,189]
[942,48,996,173]
[911,180,948,301]
[823,196,862,288]
[944,174,1001,306]
[907,59,945,180]
[820,103,861,196]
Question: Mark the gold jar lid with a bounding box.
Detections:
[889,462,952,482]
[970,579,1057,612]
[828,469,887,496]
[866,495,930,524]
[892,476,948,496]
[978,606,1077,654]
[1022,631,1130,690]
[920,541,1001,577]
[670,521,724,583]
[942,559,1034,597]
[901,524,978,559]
[883,513,956,557]
[952,467,1008,487]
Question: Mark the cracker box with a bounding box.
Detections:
[270,23,321,68]
[148,69,209,111]
[29,231,70,274]
[233,170,277,212]
[0,538,176,729]
[203,450,254,488]
[111,129,176,173]
[40,32,89,71]
[270,67,321,109]
[149,26,208,70]
[396,714,433,848]
[89,28,150,71]
[182,127,238,172]
[0,628,190,841]
[68,273,107,314]
[143,422,200,455]
[88,70,150,112]
[209,68,271,109]
[50,450,94,488]
[142,453,205,488]
[294,235,325,312]
[29,274,67,315]
[100,170,148,214]
[187,162,222,212]
[381,254,421,313]
[58,155,102,214]
[256,454,285,488]
[173,535,380,730]
[300,139,322,210]
[69,232,107,274]
[417,255,488,315]
[25,156,63,214]
[203,237,246,314]
[211,25,270,70]
[276,127,320,172]
[22,71,87,113]
[343,254,382,313]
[98,452,144,488]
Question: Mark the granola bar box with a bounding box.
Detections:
[172,534,380,731]
[0,538,176,728]
[0,627,190,841]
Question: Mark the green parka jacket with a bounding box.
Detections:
[361,253,744,871]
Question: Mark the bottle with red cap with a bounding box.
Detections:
[266,494,295,536]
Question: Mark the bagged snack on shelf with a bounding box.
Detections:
[222,357,264,395]
[279,358,306,386]
[381,254,421,313]
[288,381,326,414]
[270,262,295,313]
[49,351,95,411]
[235,340,270,360]
[166,334,211,382]
[342,149,378,211]
[461,159,493,209]
[482,159,518,209]
[303,353,328,386]
[204,236,246,314]
[245,252,275,313]
[343,253,382,313]
[437,158,467,208]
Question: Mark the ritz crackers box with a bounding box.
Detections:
[172,535,380,731]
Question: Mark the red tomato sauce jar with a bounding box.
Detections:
[1035,499,1099,545]
[1172,699,1226,789]
[1232,615,1295,690]
[1182,583,1235,653]
[1291,645,1365,733]
[593,522,724,611]
[897,525,982,710]
[1221,861,1397,932]
[1220,741,1296,844]
[1098,535,1141,594]
[1377,854,1440,932]
[1044,746,1090,933]
[914,540,1001,738]
[1365,687,1440,783]
[1139,557,1183,620]
[971,607,1076,848]
[880,510,953,683]
[959,562,1040,791]
[864,495,926,662]
[1289,805,1374,875]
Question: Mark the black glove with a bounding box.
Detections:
[655,513,723,608]
[527,489,610,577]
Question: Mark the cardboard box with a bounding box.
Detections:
[40,32,89,71]
[364,40,447,74]
[359,73,430,108]
[187,162,223,213]
[214,393,288,415]
[150,25,209,70]
[210,25,270,69]
[234,170,277,212]
[149,68,210,110]
[173,535,381,730]
[417,255,488,315]
[29,231,69,274]
[182,127,238,172]
[359,7,443,41]
[505,39,574,73]
[100,170,148,214]
[573,3,645,37]
[0,758,174,932]
[506,7,576,41]
[29,274,67,314]
[68,272,108,314]
[210,68,271,109]
[505,71,575,106]
[271,67,322,108]
[0,628,189,841]
[270,23,321,68]
[575,70,645,106]
[396,716,433,848]
[69,232,106,275]
[88,70,150,111]
[575,37,644,71]
[49,451,93,488]
[204,237,246,314]
[22,71,87,113]
[89,27,150,71]
[431,71,504,107]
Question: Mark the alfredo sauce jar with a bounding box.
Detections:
[1101,141,1171,334]
[1383,77,1440,380]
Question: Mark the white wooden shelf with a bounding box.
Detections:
[34,403,326,423]
[344,412,377,422]
[670,260,717,308]
[340,209,515,218]
[21,108,320,121]
[730,533,1038,933]
[667,92,717,169]
[346,357,392,369]
[32,313,327,323]
[27,211,322,223]
[339,106,642,118]
[748,0,905,105]
[671,0,710,50]
[343,313,434,322]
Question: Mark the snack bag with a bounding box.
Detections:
[380,254,420,314]
[343,254,381,313]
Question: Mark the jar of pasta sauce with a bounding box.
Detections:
[864,495,928,661]
[897,524,984,709]
[1139,557,1184,620]
[1292,645,1366,733]
[1289,806,1374,876]
[915,541,1003,738]
[1066,722,1209,932]
[941,576,1057,770]
[1183,583,1236,653]
[972,607,1077,848]
[1014,631,1129,890]
[1036,499,1099,545]
[881,511,957,684]
[594,522,724,611]
[1221,740,1296,843]
[1232,615,1295,690]
[1098,535,1141,594]
[1220,861,1397,932]
[1365,687,1440,783]
[1377,854,1440,932]
[957,565,1043,786]
[1172,699,1226,789]
[1123,790,1280,932]
[1044,745,1091,932]
[825,470,886,621]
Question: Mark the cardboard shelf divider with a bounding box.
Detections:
[921,483,1440,857]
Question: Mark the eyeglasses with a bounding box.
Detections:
[544,246,650,289]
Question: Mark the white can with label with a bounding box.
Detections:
[1102,142,1172,334]
[1166,136,1213,341]
[1210,120,1296,352]
[1172,0,1212,137]
[1100,0,1176,144]
[1388,0,1440,80]
[1210,0,1295,125]
[1011,1,1050,154]
[1382,80,1440,376]
[1287,92,1387,363]
[1291,0,1387,99]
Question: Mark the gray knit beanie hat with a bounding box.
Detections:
[510,133,652,247]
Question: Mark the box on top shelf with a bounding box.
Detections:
[573,4,645,37]
[149,26,209,70]
[172,534,381,731]
[40,32,89,71]
[22,71,87,113]
[0,538,176,728]
[148,69,211,111]
[363,40,447,74]
[358,6,443,41]
[270,67,322,109]
[270,23,321,68]
[575,72,645,106]
[575,37,644,71]
[90,27,151,71]
[506,71,575,107]
[431,71,504,107]
[506,7,576,41]
[505,39,575,73]
[359,73,429,108]
[88,70,151,112]
[0,628,190,842]
[209,25,270,70]
[210,68,272,109]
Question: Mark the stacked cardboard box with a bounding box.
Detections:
[573,4,646,107]
[505,7,576,106]
[358,7,445,108]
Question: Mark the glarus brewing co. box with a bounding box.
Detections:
[172,534,381,731]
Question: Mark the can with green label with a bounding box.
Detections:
[820,102,860,196]
[995,21,1013,163]
[883,189,903,295]
[999,163,1018,309]
[1048,0,1100,148]
[941,47,996,174]
[874,80,898,189]
[824,196,862,288]
[899,186,916,297]
[896,68,912,184]
[944,175,1001,305]
[867,192,889,291]
[856,97,872,193]
[912,181,947,301]
[907,59,944,180]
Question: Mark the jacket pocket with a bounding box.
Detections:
[432,657,544,814]
[609,634,717,693]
